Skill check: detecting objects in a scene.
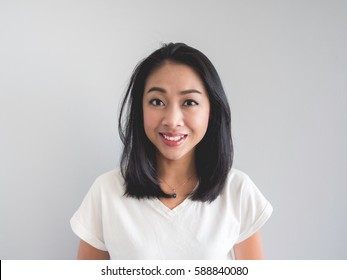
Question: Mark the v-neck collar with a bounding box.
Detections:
[151,196,191,217]
[147,182,199,217]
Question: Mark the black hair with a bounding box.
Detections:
[118,42,233,202]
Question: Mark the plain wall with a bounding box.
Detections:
[1,0,346,259]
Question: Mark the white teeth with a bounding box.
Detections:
[163,134,185,141]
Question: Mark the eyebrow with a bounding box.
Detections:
[146,87,202,94]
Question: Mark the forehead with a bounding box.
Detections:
[145,61,205,89]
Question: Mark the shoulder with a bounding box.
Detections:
[221,168,267,204]
[94,168,123,185]
[89,168,125,197]
[224,169,273,244]
[227,168,252,184]
[224,168,254,193]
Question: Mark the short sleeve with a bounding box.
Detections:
[236,174,273,244]
[70,177,107,251]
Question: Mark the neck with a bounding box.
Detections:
[157,159,198,200]
[156,154,196,182]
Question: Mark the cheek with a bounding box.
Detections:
[190,109,210,135]
[200,113,210,133]
[200,106,211,128]
[143,108,159,135]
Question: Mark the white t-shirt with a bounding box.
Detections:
[70,168,273,259]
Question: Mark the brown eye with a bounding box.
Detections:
[183,99,198,106]
[150,99,165,106]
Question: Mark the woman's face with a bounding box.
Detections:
[143,61,210,164]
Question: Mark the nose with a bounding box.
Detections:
[162,104,184,128]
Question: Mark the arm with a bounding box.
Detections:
[77,240,110,260]
[233,231,264,260]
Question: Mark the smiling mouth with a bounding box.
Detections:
[160,133,187,146]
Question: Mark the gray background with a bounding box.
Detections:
[1,0,346,259]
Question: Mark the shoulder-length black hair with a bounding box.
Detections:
[118,42,233,202]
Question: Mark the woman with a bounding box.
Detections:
[70,43,273,259]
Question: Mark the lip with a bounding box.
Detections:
[159,133,187,147]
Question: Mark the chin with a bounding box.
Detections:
[161,154,185,162]
[157,149,193,163]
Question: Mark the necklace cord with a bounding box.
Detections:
[159,175,194,198]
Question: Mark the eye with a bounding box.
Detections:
[149,99,165,106]
[183,99,199,106]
